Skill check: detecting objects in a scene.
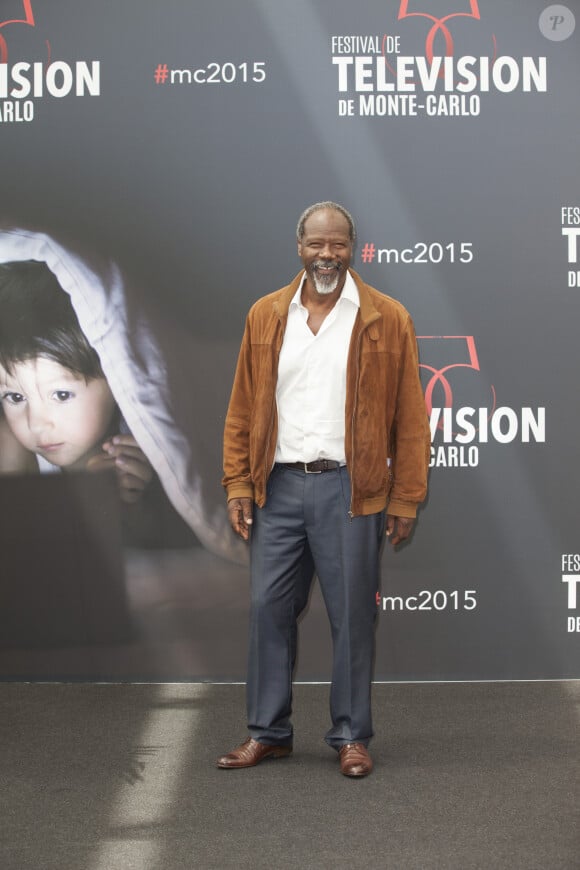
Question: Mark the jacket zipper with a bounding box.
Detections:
[264,318,284,497]
[348,325,364,519]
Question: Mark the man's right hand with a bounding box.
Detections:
[228,497,253,541]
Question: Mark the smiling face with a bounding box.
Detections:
[297,208,353,297]
[0,356,117,470]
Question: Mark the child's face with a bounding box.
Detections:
[0,357,117,470]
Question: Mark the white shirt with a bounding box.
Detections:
[274,271,359,464]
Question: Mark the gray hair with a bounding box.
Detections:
[296,201,356,243]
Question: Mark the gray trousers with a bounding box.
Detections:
[247,464,385,749]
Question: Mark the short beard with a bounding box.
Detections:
[312,274,339,295]
[310,261,341,295]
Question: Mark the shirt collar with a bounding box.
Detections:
[291,269,360,309]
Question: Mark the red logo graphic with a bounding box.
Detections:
[0,1,35,63]
[398,0,481,62]
[0,1,50,66]
[417,336,496,431]
[383,1,497,80]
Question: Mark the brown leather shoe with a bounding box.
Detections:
[338,743,373,777]
[216,737,292,769]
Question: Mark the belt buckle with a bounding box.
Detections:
[304,461,322,474]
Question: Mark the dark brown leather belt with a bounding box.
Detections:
[281,460,341,474]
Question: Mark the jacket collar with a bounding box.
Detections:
[272,269,381,330]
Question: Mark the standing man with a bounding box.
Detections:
[218,202,430,777]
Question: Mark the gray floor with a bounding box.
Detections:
[1,681,579,870]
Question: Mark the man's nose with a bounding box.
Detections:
[319,243,335,259]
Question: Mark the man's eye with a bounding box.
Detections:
[2,392,25,405]
[53,390,74,402]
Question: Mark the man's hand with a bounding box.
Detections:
[228,497,253,541]
[87,435,154,504]
[386,514,415,547]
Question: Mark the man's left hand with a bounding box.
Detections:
[386,515,415,547]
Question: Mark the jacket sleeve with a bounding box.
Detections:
[222,314,255,502]
[388,314,431,518]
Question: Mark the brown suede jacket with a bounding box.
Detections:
[223,269,430,518]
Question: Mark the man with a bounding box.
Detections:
[218,202,430,777]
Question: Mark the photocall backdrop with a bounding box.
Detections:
[0,0,578,681]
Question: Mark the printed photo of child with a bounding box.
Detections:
[0,229,248,676]
[0,226,244,564]
[0,260,153,503]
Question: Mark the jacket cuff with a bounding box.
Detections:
[386,498,418,519]
[226,483,254,502]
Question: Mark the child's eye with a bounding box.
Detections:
[1,391,26,405]
[53,390,74,402]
